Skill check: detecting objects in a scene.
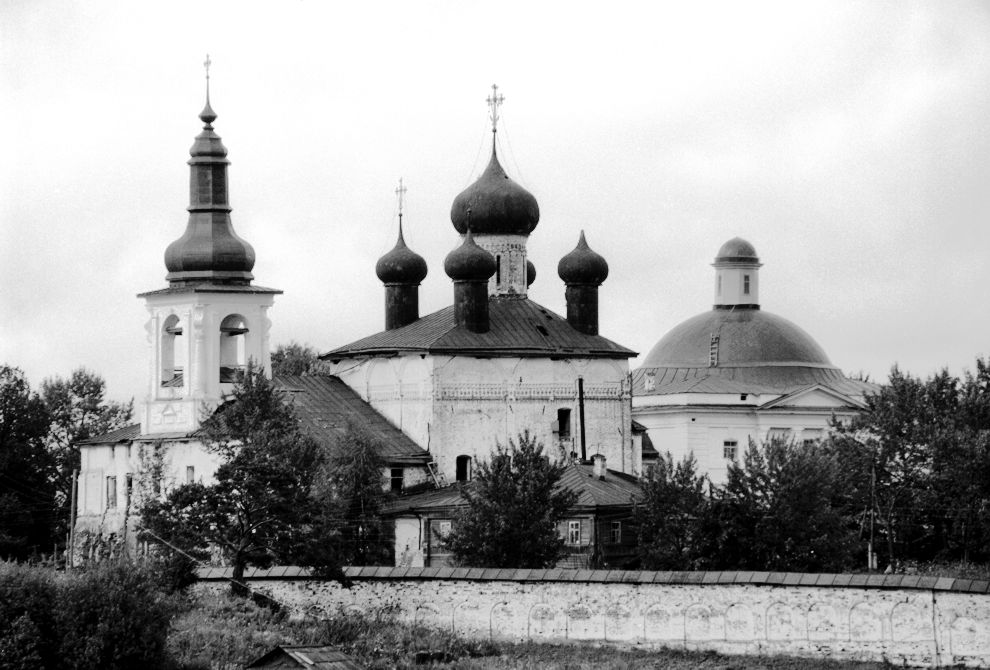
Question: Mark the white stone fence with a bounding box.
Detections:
[196,566,990,668]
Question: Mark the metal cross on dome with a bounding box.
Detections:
[487,84,504,133]
[395,178,407,220]
[204,54,212,80]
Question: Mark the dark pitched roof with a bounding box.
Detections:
[385,462,640,516]
[77,423,142,445]
[274,375,429,465]
[323,298,635,360]
[245,645,364,669]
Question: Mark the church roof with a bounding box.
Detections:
[323,298,635,360]
[274,375,429,465]
[632,363,877,398]
[384,461,640,516]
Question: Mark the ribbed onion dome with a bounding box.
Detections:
[444,229,497,281]
[558,231,609,285]
[376,225,428,284]
[526,260,536,287]
[164,101,255,284]
[715,237,760,264]
[450,150,539,235]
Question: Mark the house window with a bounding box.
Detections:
[438,520,452,538]
[801,429,823,447]
[391,468,404,492]
[768,428,792,444]
[495,254,501,285]
[609,521,622,544]
[568,520,581,545]
[106,476,117,509]
[125,474,133,506]
[556,408,571,438]
[743,274,750,294]
[455,456,472,482]
[723,440,738,460]
[186,466,195,484]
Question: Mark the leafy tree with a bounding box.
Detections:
[0,366,56,559]
[712,437,860,572]
[634,452,710,570]
[323,425,393,566]
[41,368,132,543]
[140,365,339,595]
[271,341,320,376]
[444,431,577,568]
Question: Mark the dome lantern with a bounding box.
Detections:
[712,237,762,309]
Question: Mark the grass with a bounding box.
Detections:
[167,590,890,670]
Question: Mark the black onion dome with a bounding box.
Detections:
[450,150,539,235]
[376,225,428,284]
[558,231,608,285]
[164,103,255,283]
[526,259,536,287]
[715,237,760,264]
[444,229,496,281]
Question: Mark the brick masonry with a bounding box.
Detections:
[196,567,990,667]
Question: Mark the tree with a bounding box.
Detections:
[140,365,339,595]
[0,366,56,559]
[634,452,710,570]
[271,342,320,376]
[444,431,577,568]
[41,368,132,544]
[323,425,393,566]
[712,437,860,572]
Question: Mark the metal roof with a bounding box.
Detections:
[274,375,429,465]
[632,364,877,398]
[324,298,635,360]
[385,462,640,516]
[76,422,142,444]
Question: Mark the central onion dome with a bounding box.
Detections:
[164,100,256,285]
[558,231,609,285]
[376,225,427,284]
[450,149,539,236]
[444,229,497,281]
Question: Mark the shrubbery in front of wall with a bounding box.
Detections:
[0,561,179,670]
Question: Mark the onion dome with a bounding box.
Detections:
[164,100,256,285]
[715,237,760,265]
[376,224,427,284]
[526,260,536,287]
[444,229,496,281]
[558,231,609,285]
[450,149,539,236]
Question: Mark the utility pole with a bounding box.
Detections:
[68,468,78,569]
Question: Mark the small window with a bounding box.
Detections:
[391,468,404,492]
[438,520,452,538]
[556,408,572,439]
[125,474,133,506]
[743,274,751,295]
[455,456,472,482]
[609,521,622,544]
[495,254,501,285]
[186,466,195,484]
[716,274,722,296]
[723,440,738,460]
[106,476,117,509]
[568,520,581,545]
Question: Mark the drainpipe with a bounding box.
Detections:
[578,377,587,462]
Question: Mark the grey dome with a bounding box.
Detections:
[714,237,760,264]
[642,309,834,370]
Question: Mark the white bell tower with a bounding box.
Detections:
[139,61,280,435]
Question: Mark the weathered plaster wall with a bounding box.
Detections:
[198,567,990,668]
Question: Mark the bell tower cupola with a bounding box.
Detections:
[713,237,761,310]
[138,57,281,436]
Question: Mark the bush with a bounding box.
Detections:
[0,561,181,670]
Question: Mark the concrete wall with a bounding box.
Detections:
[198,567,990,668]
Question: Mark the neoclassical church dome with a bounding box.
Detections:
[637,238,848,393]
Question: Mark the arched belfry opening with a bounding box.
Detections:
[161,314,185,389]
[219,314,248,382]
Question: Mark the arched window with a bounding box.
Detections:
[219,314,248,382]
[161,315,184,388]
[455,455,472,482]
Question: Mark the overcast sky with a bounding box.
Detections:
[2,1,989,404]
